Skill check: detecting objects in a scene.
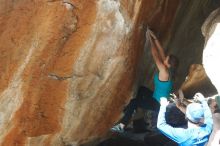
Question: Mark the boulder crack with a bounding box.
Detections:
[48,73,73,81]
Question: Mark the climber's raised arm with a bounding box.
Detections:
[149,30,166,61]
[146,30,167,73]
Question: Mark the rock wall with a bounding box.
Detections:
[0,0,180,145]
[164,0,220,88]
[0,0,219,146]
[180,64,217,98]
[141,0,220,90]
[202,7,220,94]
[202,8,220,146]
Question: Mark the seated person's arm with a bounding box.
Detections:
[157,98,187,144]
[194,93,213,132]
[202,99,213,131]
[173,90,187,114]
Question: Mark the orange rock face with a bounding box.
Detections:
[180,64,217,98]
[0,0,180,145]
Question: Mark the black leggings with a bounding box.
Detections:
[120,86,160,125]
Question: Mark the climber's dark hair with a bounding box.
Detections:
[168,54,179,80]
[165,103,187,127]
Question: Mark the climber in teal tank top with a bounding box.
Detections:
[111,29,179,134]
[147,29,179,102]
[153,72,173,102]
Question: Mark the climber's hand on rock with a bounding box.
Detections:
[146,28,151,40]
[148,29,157,40]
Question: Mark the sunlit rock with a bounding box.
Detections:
[202,8,220,94]
[202,7,220,146]
[0,0,180,145]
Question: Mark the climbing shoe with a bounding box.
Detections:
[110,123,124,133]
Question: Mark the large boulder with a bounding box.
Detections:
[202,8,220,94]
[0,0,180,145]
[202,7,220,146]
[0,0,219,145]
[180,64,217,98]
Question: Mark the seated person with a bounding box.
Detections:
[145,102,187,146]
[157,93,213,146]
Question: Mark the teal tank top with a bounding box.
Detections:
[153,73,173,102]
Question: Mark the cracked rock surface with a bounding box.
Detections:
[0,0,219,146]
